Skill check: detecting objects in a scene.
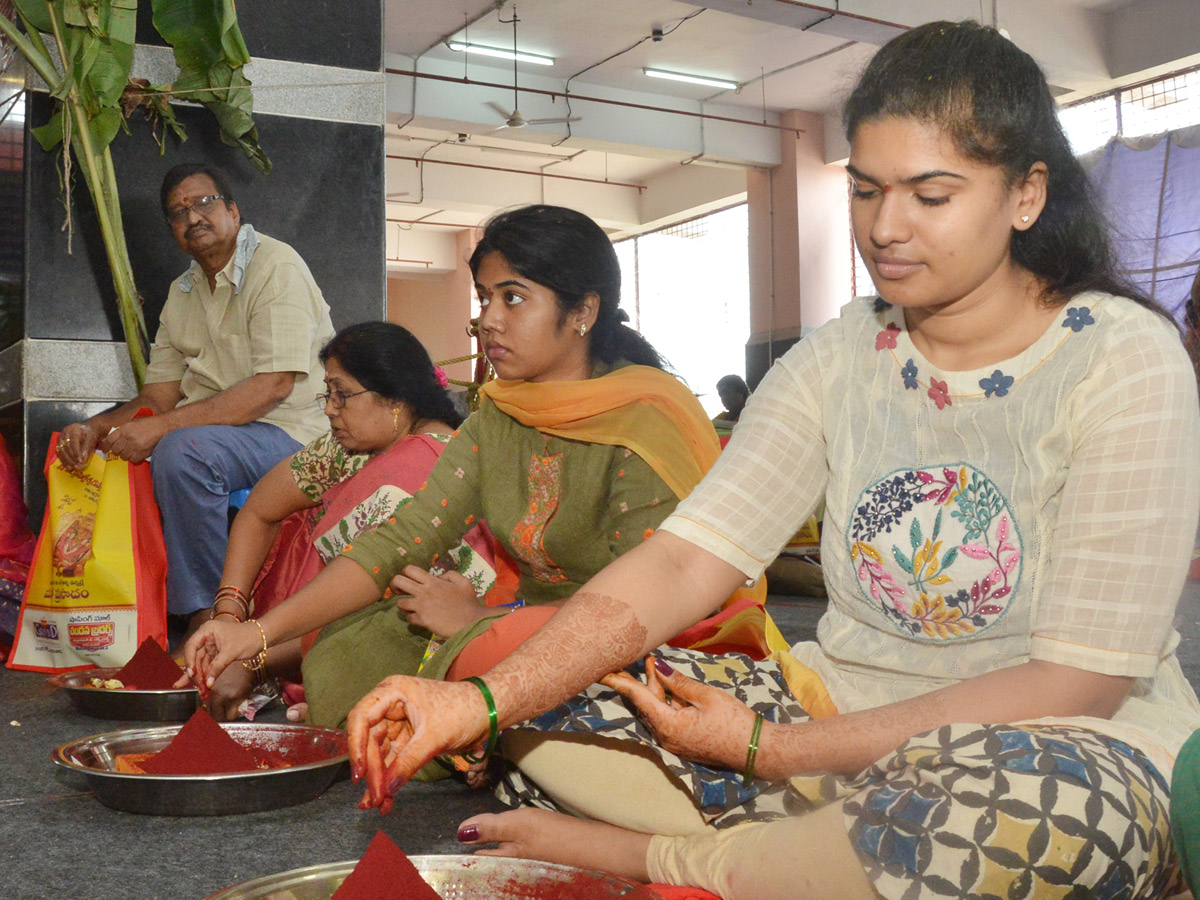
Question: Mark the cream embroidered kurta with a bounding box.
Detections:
[663,293,1200,778]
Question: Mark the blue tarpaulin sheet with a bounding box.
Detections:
[1085,125,1200,322]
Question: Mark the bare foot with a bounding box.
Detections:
[456,809,652,881]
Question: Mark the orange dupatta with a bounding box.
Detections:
[479,365,718,501]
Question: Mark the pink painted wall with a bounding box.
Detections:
[747,110,851,341]
[386,230,479,386]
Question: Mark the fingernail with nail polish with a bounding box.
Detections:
[655,657,674,677]
[457,824,479,842]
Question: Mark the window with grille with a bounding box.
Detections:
[614,205,750,417]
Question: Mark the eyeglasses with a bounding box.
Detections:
[166,194,226,225]
[315,388,372,410]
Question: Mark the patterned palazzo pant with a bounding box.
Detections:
[498,648,1180,899]
[838,723,1177,900]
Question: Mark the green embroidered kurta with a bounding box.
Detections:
[346,397,677,600]
[301,375,680,730]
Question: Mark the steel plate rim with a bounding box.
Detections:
[50,721,349,780]
[201,854,657,900]
[47,667,199,697]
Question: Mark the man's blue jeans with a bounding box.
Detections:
[150,422,301,616]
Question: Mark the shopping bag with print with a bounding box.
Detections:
[7,414,167,672]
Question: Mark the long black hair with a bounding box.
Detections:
[319,322,462,428]
[843,20,1158,313]
[469,205,666,369]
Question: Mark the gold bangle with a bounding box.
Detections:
[241,618,269,673]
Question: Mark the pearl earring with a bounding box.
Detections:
[579,323,588,337]
[1021,215,1030,223]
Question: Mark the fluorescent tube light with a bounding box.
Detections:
[448,41,554,66]
[644,68,738,90]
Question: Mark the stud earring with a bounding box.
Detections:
[1021,215,1030,223]
[579,323,588,337]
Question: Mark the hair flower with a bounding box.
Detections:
[433,365,450,388]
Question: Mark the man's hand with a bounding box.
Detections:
[56,422,102,470]
[102,417,168,464]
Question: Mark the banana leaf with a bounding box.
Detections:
[151,0,269,172]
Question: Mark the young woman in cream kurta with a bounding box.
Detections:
[347,21,1200,900]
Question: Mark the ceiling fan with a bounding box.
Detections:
[487,6,579,132]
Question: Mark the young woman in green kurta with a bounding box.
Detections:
[181,205,725,732]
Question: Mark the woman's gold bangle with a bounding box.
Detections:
[241,618,269,673]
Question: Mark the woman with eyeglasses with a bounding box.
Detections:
[194,321,499,721]
[181,205,762,738]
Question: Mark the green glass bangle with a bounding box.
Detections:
[460,676,499,765]
[743,712,765,785]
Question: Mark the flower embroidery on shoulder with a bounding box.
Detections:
[979,369,1014,398]
[927,378,951,410]
[1062,307,1095,332]
[875,323,901,351]
[901,359,919,390]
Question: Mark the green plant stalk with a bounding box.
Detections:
[0,13,59,89]
[68,119,149,385]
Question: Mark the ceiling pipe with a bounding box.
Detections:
[772,0,906,31]
[388,217,481,229]
[385,67,805,136]
[386,152,648,192]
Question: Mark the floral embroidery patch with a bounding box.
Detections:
[847,465,1022,641]
[875,323,901,351]
[314,487,411,563]
[901,359,919,390]
[1063,307,1095,332]
[978,369,1014,398]
[927,379,951,410]
[511,451,568,584]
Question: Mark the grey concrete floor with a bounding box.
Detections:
[3,580,1199,899]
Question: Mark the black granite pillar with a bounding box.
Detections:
[0,0,386,529]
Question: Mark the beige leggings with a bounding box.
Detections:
[501,729,712,835]
[501,731,873,900]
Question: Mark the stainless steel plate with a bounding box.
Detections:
[48,667,200,721]
[203,855,660,899]
[51,722,349,816]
